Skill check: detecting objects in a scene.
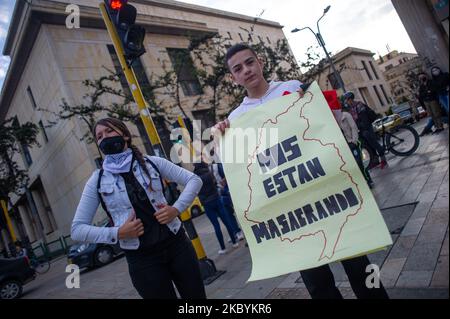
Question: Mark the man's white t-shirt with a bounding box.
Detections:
[228,80,302,121]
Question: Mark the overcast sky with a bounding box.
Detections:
[179,0,416,60]
[0,0,416,90]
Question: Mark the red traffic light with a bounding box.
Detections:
[109,0,127,10]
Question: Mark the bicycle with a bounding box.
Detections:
[361,124,420,169]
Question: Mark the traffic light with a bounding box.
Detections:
[104,0,146,65]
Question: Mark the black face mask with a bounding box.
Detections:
[99,136,126,155]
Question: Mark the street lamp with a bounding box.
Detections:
[292,5,346,92]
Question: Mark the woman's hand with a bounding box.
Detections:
[118,210,144,239]
[213,119,230,135]
[155,206,180,224]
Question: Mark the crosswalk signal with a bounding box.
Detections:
[104,0,146,65]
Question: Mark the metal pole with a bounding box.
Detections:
[316,33,346,92]
[99,3,166,158]
[100,3,223,283]
[1,199,17,243]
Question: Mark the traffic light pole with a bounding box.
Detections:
[99,3,165,158]
[99,2,224,284]
[1,199,17,243]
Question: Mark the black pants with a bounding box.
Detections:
[300,255,389,299]
[349,142,373,185]
[361,129,385,159]
[125,230,206,299]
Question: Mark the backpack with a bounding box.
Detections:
[97,157,165,226]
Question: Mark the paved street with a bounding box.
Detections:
[21,120,449,299]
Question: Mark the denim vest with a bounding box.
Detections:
[98,156,182,250]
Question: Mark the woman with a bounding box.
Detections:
[193,162,239,255]
[71,118,205,299]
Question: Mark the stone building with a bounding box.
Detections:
[377,50,427,105]
[391,0,449,72]
[307,47,394,114]
[0,0,291,253]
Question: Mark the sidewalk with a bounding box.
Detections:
[22,120,448,299]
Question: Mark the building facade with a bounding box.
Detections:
[391,0,449,72]
[0,0,291,254]
[377,50,427,105]
[308,47,394,114]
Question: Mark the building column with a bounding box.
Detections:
[17,204,36,243]
[31,189,53,234]
[25,189,46,243]
[0,229,11,255]
[38,188,58,231]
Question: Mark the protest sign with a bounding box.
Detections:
[220,82,392,281]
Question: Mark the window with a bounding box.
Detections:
[14,117,33,167]
[266,36,271,44]
[238,33,244,41]
[373,85,385,106]
[192,109,215,139]
[107,44,154,101]
[361,60,373,80]
[327,72,342,90]
[380,85,391,104]
[258,35,263,43]
[369,61,379,80]
[27,86,37,109]
[227,32,233,40]
[358,88,369,105]
[385,64,394,71]
[167,48,203,96]
[39,120,48,143]
[248,33,253,42]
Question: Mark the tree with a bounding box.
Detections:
[0,118,39,201]
[187,30,303,122]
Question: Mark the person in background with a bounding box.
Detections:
[343,92,388,170]
[418,72,444,134]
[211,161,245,242]
[430,66,449,116]
[324,90,374,189]
[193,162,239,255]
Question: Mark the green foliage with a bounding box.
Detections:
[0,118,39,198]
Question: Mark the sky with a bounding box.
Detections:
[0,0,416,90]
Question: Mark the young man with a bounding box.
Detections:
[214,43,389,299]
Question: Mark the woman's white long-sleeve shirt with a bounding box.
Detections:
[71,156,202,250]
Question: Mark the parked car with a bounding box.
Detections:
[417,106,428,119]
[0,256,36,299]
[392,102,415,124]
[373,114,404,133]
[189,196,205,218]
[67,220,123,269]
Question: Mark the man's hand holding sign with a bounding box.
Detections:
[218,82,392,281]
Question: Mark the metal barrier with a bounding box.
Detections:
[44,237,66,259]
[30,235,73,261]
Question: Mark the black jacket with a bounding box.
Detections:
[194,162,219,203]
[418,80,439,102]
[351,101,379,131]
[431,72,449,95]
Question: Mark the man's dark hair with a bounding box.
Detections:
[225,43,257,69]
